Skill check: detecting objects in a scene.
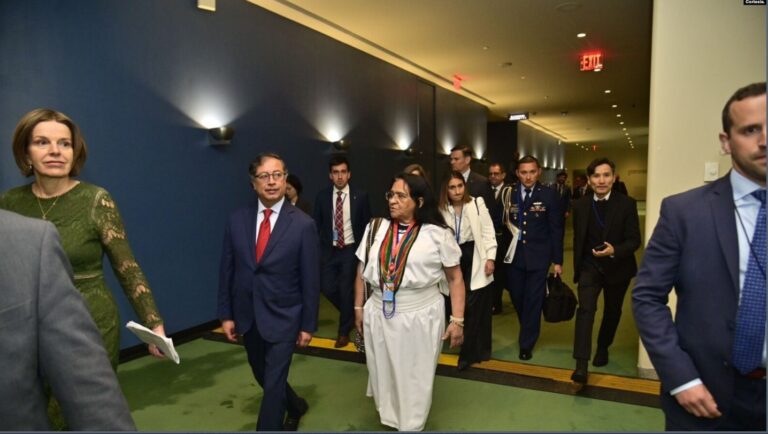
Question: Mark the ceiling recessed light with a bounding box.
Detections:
[619,121,624,125]
[616,114,622,118]
[622,128,627,131]
[577,32,587,38]
[593,68,602,72]
[604,89,611,94]
[482,46,490,50]
[612,104,618,108]
[521,76,526,80]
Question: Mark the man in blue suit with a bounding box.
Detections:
[313,155,371,348]
[218,153,321,431]
[633,82,766,431]
[500,155,564,360]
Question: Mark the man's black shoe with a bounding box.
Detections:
[519,349,532,360]
[571,359,589,384]
[592,348,609,367]
[283,398,309,431]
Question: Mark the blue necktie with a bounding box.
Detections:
[732,189,766,374]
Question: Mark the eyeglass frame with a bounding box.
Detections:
[252,171,288,182]
[384,191,411,202]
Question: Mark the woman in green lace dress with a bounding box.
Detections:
[0,108,166,427]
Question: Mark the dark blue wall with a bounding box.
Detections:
[0,0,487,347]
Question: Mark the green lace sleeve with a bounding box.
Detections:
[91,189,163,328]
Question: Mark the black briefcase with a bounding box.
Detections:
[542,273,577,322]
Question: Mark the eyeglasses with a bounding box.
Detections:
[385,191,410,201]
[253,171,287,182]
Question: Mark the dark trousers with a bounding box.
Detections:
[320,244,358,336]
[507,248,548,351]
[665,373,766,431]
[243,324,303,431]
[458,242,493,364]
[572,264,631,360]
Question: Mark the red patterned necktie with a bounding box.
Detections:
[335,191,345,248]
[255,209,272,263]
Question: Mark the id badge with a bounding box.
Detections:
[382,289,394,302]
[332,229,338,241]
[383,281,395,302]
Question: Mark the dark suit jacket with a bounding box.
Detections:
[313,185,371,248]
[552,182,572,214]
[572,192,640,284]
[500,182,564,270]
[0,210,135,431]
[467,171,496,217]
[632,175,743,430]
[218,200,321,342]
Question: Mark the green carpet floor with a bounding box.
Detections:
[119,338,664,431]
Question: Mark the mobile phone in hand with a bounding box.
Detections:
[594,243,608,251]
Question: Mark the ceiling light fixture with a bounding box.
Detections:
[616,114,622,118]
[604,89,611,94]
[612,104,618,108]
[577,32,587,38]
[508,112,529,121]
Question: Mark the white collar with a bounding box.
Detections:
[593,191,611,201]
[258,197,285,215]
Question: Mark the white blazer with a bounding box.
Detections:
[440,196,498,290]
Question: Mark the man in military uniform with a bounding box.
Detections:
[499,155,564,360]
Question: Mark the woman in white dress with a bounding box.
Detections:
[439,171,497,371]
[354,173,465,431]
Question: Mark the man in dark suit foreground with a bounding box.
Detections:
[313,155,371,348]
[0,209,135,431]
[570,158,640,384]
[218,153,321,431]
[633,82,766,431]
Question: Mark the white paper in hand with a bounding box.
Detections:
[125,321,180,364]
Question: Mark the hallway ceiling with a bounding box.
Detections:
[249,0,652,151]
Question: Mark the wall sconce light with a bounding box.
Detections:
[209,127,234,146]
[404,147,416,157]
[332,139,350,151]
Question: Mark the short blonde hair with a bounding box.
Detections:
[12,108,88,177]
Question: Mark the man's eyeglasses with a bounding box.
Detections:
[253,171,287,182]
[385,191,410,201]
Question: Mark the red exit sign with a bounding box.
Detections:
[580,52,604,71]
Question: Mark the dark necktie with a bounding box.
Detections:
[255,209,272,263]
[523,188,531,203]
[732,189,766,374]
[335,191,345,248]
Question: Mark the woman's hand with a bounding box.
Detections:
[355,308,364,337]
[441,322,464,348]
[484,259,495,276]
[148,324,167,358]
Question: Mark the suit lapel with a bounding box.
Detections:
[709,176,740,294]
[602,195,617,239]
[245,205,258,270]
[576,197,590,245]
[260,203,294,262]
